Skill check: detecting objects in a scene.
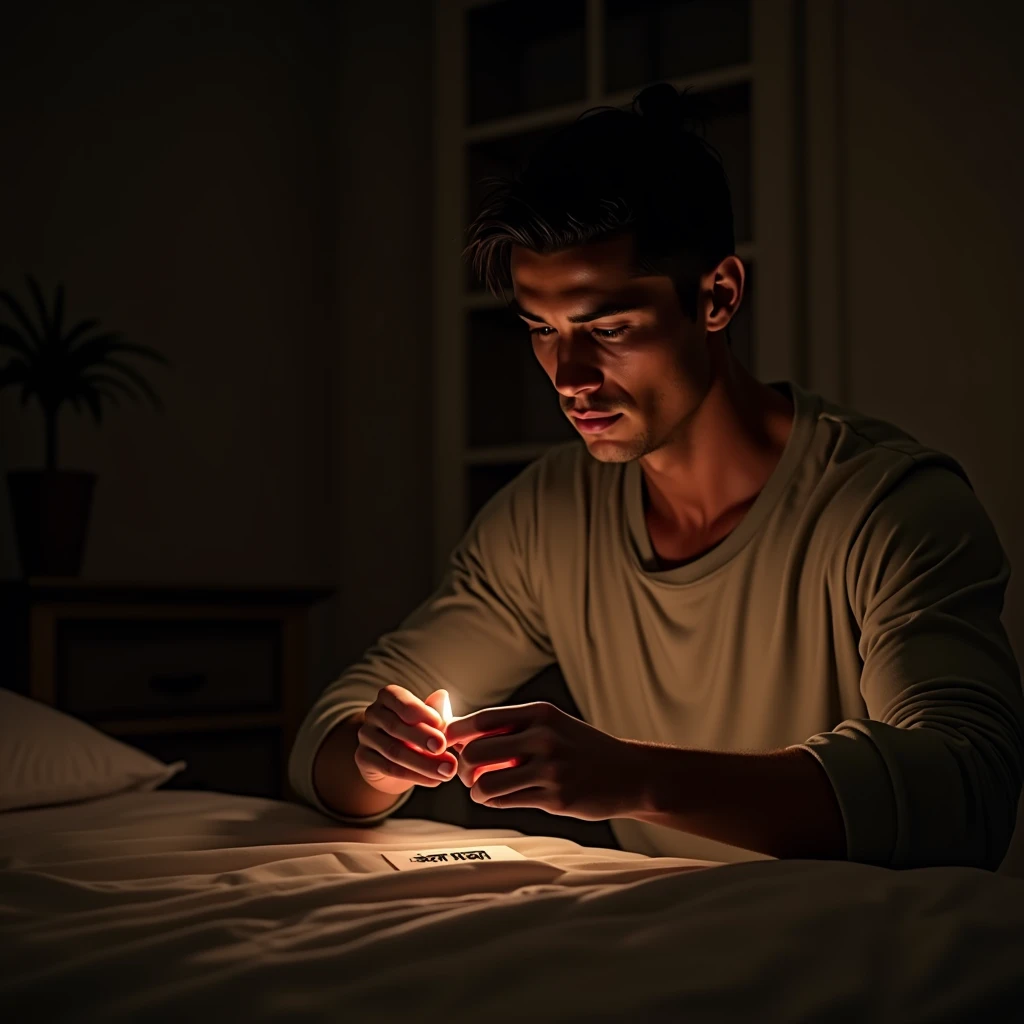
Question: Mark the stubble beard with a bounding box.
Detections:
[582,425,653,464]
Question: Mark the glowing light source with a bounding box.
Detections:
[440,692,453,726]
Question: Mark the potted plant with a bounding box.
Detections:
[0,276,169,577]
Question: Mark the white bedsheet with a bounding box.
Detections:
[2,790,1024,1022]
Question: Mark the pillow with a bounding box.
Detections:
[0,689,184,812]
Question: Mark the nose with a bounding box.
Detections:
[553,332,603,399]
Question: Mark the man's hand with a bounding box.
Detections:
[443,701,639,820]
[354,685,458,796]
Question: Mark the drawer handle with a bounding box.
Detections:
[148,672,207,696]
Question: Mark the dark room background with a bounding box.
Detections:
[0,0,436,687]
[2,0,1023,854]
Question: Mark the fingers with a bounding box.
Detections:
[424,689,452,726]
[355,746,445,789]
[456,733,523,787]
[354,686,464,792]
[369,704,447,755]
[471,762,545,804]
[459,757,519,789]
[445,702,543,746]
[377,684,444,731]
[459,733,522,768]
[367,685,447,752]
[474,787,548,809]
[358,719,458,782]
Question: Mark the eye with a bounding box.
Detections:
[528,325,629,340]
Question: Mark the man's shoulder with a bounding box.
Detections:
[466,436,622,557]
[504,440,616,502]
[814,392,966,477]
[466,441,608,544]
[805,391,982,544]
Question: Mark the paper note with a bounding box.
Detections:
[381,845,526,871]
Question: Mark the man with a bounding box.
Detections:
[290,83,1024,868]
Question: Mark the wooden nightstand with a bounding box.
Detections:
[1,579,334,800]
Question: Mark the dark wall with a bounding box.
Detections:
[332,0,435,670]
[841,0,1024,660]
[0,1,438,688]
[0,1,338,587]
[2,1,1021,779]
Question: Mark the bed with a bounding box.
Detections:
[4,691,1024,1021]
[5,788,1024,1022]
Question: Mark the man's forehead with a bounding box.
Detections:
[512,282,647,304]
[510,237,636,278]
[511,269,658,307]
[508,282,657,324]
[508,240,667,314]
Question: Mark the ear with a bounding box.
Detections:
[705,255,745,333]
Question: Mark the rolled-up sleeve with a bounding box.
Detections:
[799,465,1024,869]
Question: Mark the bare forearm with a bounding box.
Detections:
[623,743,847,860]
[312,711,410,819]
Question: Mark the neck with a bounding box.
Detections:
[639,342,795,544]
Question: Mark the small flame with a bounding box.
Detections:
[440,692,453,726]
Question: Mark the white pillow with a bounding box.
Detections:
[0,689,184,812]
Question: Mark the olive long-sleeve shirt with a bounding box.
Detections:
[290,382,1024,869]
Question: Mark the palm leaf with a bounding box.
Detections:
[103,358,163,408]
[0,323,34,359]
[1,279,170,433]
[85,372,142,403]
[0,360,30,390]
[65,331,123,367]
[0,289,41,344]
[52,283,66,342]
[70,331,170,369]
[78,382,103,425]
[25,275,51,342]
[66,333,160,369]
[62,317,100,350]
[107,340,170,365]
[93,385,121,409]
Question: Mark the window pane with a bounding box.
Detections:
[468,0,586,124]
[703,81,751,244]
[604,0,750,93]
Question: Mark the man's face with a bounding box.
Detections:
[510,234,720,463]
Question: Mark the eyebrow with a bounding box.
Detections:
[508,298,646,324]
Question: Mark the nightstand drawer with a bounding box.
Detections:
[57,618,280,719]
[127,728,283,798]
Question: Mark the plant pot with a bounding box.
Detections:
[7,470,96,577]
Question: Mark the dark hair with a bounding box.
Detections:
[463,83,735,320]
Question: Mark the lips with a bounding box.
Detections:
[571,412,622,434]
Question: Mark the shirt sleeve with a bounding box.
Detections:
[797,464,1024,869]
[288,462,556,822]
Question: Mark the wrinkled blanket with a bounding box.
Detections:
[2,790,1023,1022]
